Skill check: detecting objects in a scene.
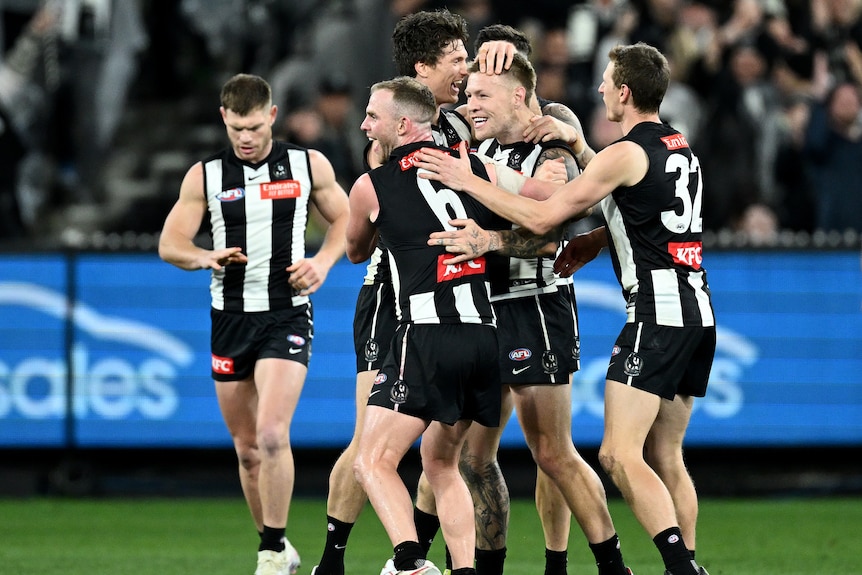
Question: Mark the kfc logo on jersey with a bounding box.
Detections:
[217,188,245,202]
[261,180,301,199]
[211,354,235,375]
[437,255,486,282]
[669,241,703,269]
[660,134,689,150]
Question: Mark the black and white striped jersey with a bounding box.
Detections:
[369,142,508,325]
[203,141,312,312]
[360,108,471,287]
[434,108,473,148]
[601,122,715,327]
[476,138,577,302]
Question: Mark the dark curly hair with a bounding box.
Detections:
[474,24,531,57]
[392,9,469,77]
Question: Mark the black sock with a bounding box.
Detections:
[451,569,476,575]
[475,547,506,575]
[394,540,425,572]
[653,527,697,575]
[445,546,452,570]
[414,508,441,555]
[259,525,286,552]
[689,549,696,561]
[589,534,627,575]
[316,516,354,575]
[544,549,568,575]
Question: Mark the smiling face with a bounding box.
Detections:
[419,40,469,106]
[360,88,401,163]
[465,71,522,144]
[221,104,276,164]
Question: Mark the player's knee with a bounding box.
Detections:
[236,444,260,472]
[597,444,621,479]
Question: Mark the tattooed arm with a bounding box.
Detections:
[428,218,560,264]
[524,102,597,171]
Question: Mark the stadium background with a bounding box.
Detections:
[0,1,860,500]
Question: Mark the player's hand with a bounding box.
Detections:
[553,228,605,277]
[476,40,516,75]
[287,257,328,295]
[415,141,474,192]
[534,157,568,185]
[523,115,578,146]
[205,247,247,271]
[428,218,494,264]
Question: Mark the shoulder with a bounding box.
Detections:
[587,140,648,187]
[307,148,337,177]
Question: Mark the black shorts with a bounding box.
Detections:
[353,282,398,373]
[210,305,313,381]
[606,322,715,400]
[368,323,502,427]
[494,288,580,386]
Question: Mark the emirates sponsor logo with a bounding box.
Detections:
[261,180,301,199]
[660,133,689,150]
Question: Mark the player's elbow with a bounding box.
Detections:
[346,244,369,264]
[524,217,556,236]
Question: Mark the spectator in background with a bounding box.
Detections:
[280,73,365,191]
[0,1,60,241]
[771,95,815,233]
[810,0,862,87]
[280,73,366,250]
[52,0,147,204]
[696,39,784,231]
[803,81,862,232]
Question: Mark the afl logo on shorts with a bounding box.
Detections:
[373,373,387,385]
[541,351,558,374]
[624,352,642,377]
[287,334,306,347]
[364,337,379,362]
[508,348,532,361]
[390,380,409,404]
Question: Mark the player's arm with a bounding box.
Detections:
[524,103,597,170]
[428,218,559,264]
[158,162,248,271]
[416,140,643,235]
[554,226,608,277]
[288,149,350,295]
[345,173,379,264]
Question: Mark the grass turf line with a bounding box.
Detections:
[0,497,858,575]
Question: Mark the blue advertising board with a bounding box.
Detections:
[0,250,860,448]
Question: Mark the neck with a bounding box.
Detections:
[620,111,661,135]
[496,106,535,145]
[398,127,434,147]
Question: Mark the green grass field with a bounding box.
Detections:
[0,496,858,575]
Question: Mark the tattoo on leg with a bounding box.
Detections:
[460,454,510,548]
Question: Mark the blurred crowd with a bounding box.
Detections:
[0,0,860,248]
